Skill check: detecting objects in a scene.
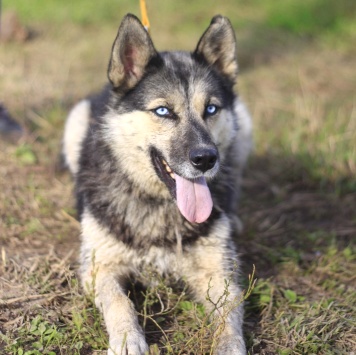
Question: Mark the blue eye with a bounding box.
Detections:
[154,107,170,117]
[205,104,218,116]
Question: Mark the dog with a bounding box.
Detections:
[62,13,252,355]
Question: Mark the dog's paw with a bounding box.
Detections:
[107,331,149,355]
[214,334,246,355]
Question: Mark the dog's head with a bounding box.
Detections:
[103,14,239,224]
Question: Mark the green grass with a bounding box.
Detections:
[262,0,356,36]
[253,101,356,190]
[0,254,255,355]
[6,0,356,34]
[246,246,355,354]
[1,0,355,354]
[3,0,138,26]
[0,257,109,355]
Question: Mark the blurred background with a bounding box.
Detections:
[0,1,355,354]
[1,0,355,184]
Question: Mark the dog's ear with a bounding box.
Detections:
[108,14,157,89]
[194,15,238,83]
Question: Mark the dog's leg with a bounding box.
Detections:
[180,221,246,354]
[80,212,148,355]
[84,267,148,355]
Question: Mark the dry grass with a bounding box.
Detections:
[1,2,356,354]
[241,46,356,184]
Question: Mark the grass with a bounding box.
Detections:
[262,0,356,37]
[1,0,356,354]
[246,246,355,354]
[2,0,138,26]
[0,251,108,355]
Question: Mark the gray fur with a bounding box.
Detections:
[63,13,252,355]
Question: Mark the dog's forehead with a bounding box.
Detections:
[161,52,213,88]
[146,52,224,106]
[162,52,199,72]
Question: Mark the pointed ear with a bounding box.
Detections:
[108,14,157,89]
[194,15,238,83]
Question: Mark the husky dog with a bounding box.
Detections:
[63,13,252,355]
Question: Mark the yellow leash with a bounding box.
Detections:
[140,0,150,32]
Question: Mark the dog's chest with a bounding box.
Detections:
[80,213,179,276]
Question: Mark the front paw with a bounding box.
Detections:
[214,334,246,355]
[107,331,149,355]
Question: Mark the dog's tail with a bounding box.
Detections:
[62,100,91,176]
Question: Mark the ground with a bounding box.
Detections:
[0,1,355,354]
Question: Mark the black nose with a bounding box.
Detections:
[189,147,218,172]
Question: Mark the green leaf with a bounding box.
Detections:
[179,300,193,311]
[38,322,46,334]
[260,294,271,305]
[75,341,83,350]
[196,304,206,318]
[343,247,353,260]
[32,341,43,350]
[44,327,55,335]
[15,145,37,165]
[29,323,38,333]
[283,289,297,303]
[278,349,292,355]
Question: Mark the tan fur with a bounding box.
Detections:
[103,110,174,198]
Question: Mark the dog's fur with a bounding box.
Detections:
[63,14,252,355]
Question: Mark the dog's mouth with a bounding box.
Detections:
[151,148,213,224]
[151,148,177,197]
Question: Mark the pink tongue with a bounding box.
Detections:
[175,174,213,223]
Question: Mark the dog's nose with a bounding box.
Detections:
[189,147,218,172]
